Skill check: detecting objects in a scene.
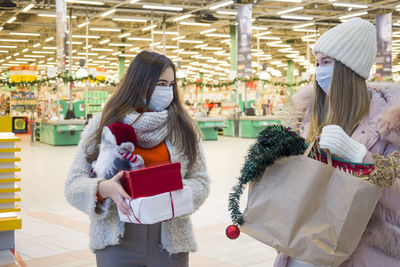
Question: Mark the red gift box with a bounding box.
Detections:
[123,162,183,199]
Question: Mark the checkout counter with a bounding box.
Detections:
[223,115,281,138]
[37,119,86,146]
[239,115,281,138]
[194,117,226,141]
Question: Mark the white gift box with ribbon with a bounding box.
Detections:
[118,187,194,224]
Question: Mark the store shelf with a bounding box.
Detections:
[0,198,21,204]
[0,178,21,183]
[0,158,21,163]
[0,138,21,143]
[0,217,22,231]
[0,148,21,153]
[0,206,21,213]
[0,168,21,173]
[0,135,21,251]
[0,188,21,193]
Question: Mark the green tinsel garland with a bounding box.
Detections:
[180,77,311,89]
[228,125,308,225]
[0,73,117,88]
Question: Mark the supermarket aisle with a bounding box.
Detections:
[15,134,277,267]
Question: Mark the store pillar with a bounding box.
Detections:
[230,24,240,137]
[286,60,294,96]
[119,55,125,80]
[230,25,237,72]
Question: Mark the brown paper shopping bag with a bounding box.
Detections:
[241,146,382,267]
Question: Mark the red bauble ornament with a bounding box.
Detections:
[226,225,240,239]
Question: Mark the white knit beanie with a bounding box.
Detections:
[312,18,377,80]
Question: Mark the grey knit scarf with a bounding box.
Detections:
[122,110,169,149]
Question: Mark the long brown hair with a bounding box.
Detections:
[309,60,371,141]
[85,50,200,169]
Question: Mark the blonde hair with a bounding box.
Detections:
[309,60,371,141]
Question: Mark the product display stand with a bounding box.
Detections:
[239,115,281,138]
[0,132,22,265]
[194,117,227,141]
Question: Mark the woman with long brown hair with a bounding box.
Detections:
[65,50,210,267]
[275,18,400,267]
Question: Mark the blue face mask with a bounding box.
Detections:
[316,66,334,94]
[147,86,174,111]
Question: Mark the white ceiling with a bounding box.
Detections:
[0,0,398,81]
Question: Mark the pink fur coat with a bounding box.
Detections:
[274,82,400,267]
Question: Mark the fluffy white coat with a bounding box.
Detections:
[65,112,210,253]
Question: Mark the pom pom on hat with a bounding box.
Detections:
[104,122,137,146]
[312,18,376,79]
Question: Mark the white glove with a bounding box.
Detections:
[319,125,367,163]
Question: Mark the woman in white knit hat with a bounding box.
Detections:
[274,18,400,267]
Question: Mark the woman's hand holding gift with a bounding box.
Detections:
[98,172,132,216]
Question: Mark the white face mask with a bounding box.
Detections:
[316,66,334,94]
[148,86,174,111]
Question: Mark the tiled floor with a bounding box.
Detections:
[5,134,277,266]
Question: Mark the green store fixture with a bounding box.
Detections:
[223,119,235,137]
[58,100,68,118]
[194,117,227,141]
[73,100,86,119]
[240,116,281,138]
[39,119,86,146]
[85,91,108,114]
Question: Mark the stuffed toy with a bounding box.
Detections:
[91,122,144,179]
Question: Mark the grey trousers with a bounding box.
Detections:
[95,222,189,267]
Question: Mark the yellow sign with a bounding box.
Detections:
[10,65,37,83]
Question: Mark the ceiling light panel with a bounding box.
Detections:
[128,37,152,41]
[22,3,35,13]
[277,6,304,15]
[101,9,116,17]
[179,40,203,44]
[32,51,54,54]
[180,22,211,27]
[90,27,121,32]
[78,21,90,28]
[339,11,368,20]
[143,5,183,11]
[153,31,178,35]
[281,15,314,20]
[72,35,100,39]
[7,17,17,24]
[66,0,104,5]
[143,24,157,31]
[119,33,131,38]
[10,32,40,36]
[108,43,133,47]
[173,14,192,22]
[333,3,368,8]
[205,33,230,38]
[216,10,237,15]
[91,48,114,51]
[112,17,147,22]
[209,0,234,10]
